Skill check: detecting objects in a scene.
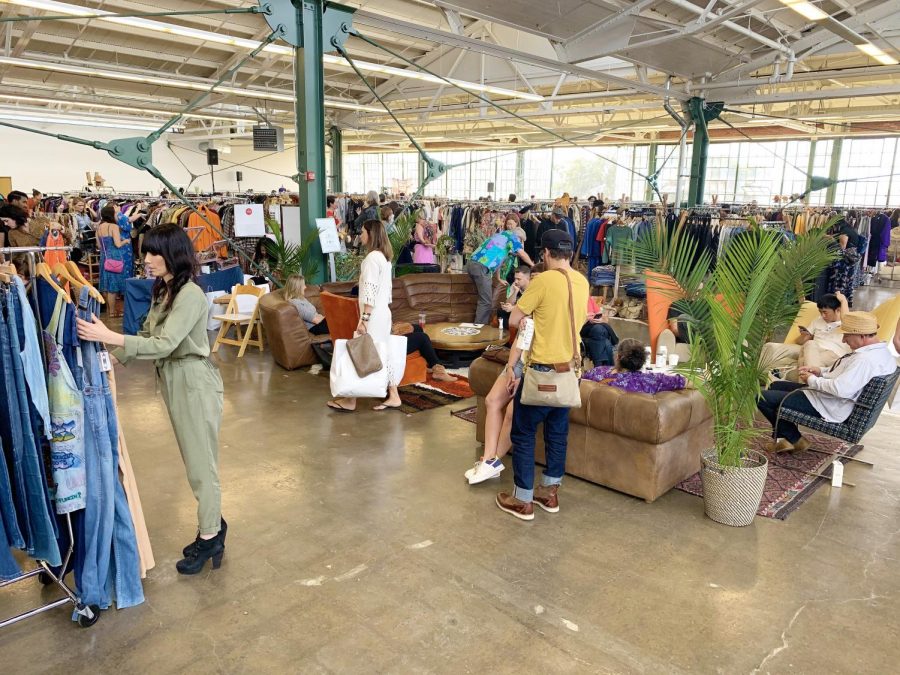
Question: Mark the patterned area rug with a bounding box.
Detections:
[677,423,862,520]
[398,375,474,414]
[451,405,479,424]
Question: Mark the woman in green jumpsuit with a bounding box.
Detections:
[76,223,226,575]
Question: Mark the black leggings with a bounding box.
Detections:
[404,327,442,368]
[309,320,329,336]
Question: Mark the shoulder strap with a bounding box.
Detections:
[555,269,580,369]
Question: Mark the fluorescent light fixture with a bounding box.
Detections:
[0,93,255,123]
[0,110,166,131]
[856,42,899,66]
[0,56,384,112]
[777,0,828,22]
[0,0,543,102]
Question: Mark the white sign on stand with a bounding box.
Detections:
[281,206,302,246]
[316,217,341,254]
[234,203,265,237]
[316,217,341,283]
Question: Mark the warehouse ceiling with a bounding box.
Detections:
[1,0,900,152]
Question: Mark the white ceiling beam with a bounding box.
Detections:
[352,9,687,101]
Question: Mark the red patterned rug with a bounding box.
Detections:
[397,375,474,413]
[677,422,862,520]
[413,374,474,399]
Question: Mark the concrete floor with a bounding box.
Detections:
[1,285,898,674]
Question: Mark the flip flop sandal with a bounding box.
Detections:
[372,403,403,411]
[326,400,355,413]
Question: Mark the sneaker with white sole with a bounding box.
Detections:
[466,458,505,484]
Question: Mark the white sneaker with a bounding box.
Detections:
[466,458,504,485]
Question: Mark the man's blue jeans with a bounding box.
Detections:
[509,367,570,503]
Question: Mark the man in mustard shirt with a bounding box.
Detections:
[498,230,589,521]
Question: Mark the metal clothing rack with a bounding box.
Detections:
[0,245,100,629]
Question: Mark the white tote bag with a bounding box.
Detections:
[205,289,226,331]
[330,338,389,398]
[387,334,408,384]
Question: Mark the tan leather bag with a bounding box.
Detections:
[520,269,582,408]
[346,332,383,378]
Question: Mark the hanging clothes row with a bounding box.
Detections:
[1,250,151,624]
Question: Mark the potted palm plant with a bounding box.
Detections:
[631,223,836,526]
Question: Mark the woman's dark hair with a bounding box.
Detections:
[327,195,336,208]
[141,224,198,310]
[0,203,28,227]
[100,205,117,223]
[362,218,393,261]
[617,338,646,373]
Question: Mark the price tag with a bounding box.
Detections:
[98,349,112,373]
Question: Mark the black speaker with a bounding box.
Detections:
[487,182,495,193]
[206,149,219,166]
[236,171,243,182]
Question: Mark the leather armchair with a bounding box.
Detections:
[258,289,330,370]
[469,357,713,502]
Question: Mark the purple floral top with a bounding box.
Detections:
[583,366,686,394]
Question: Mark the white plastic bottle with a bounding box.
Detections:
[656,345,668,369]
[644,346,652,370]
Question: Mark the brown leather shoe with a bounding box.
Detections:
[533,485,560,513]
[792,437,811,454]
[496,492,534,521]
[764,439,795,453]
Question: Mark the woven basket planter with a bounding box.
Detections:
[700,449,768,527]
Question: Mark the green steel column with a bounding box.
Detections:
[329,125,343,193]
[515,148,525,198]
[294,0,327,283]
[826,138,842,205]
[645,143,658,202]
[804,140,817,199]
[687,98,709,207]
[418,155,426,187]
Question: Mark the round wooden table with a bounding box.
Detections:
[423,322,507,366]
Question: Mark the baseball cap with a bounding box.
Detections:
[551,206,566,218]
[540,229,573,251]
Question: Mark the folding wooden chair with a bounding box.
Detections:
[212,284,266,357]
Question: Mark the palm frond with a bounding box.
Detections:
[646,222,835,467]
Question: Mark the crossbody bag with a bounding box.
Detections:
[520,269,582,408]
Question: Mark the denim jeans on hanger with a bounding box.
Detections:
[0,436,23,581]
[76,287,143,610]
[0,296,26,551]
[13,277,51,439]
[1,287,61,566]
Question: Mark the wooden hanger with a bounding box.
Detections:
[59,261,105,303]
[34,262,72,304]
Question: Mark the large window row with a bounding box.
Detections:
[342,138,900,207]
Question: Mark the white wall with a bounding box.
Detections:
[0,123,299,194]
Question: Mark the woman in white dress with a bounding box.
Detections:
[327,219,404,412]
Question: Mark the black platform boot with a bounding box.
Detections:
[183,517,227,556]
[176,536,225,575]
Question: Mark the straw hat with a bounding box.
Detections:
[840,311,878,335]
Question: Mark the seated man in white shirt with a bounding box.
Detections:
[757,311,897,453]
[761,292,851,380]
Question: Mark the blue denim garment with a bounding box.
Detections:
[0,294,26,550]
[510,377,570,504]
[2,288,61,565]
[35,277,78,372]
[75,287,143,610]
[13,276,51,438]
[0,436,23,581]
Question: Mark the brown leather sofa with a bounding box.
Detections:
[260,273,501,370]
[468,357,713,502]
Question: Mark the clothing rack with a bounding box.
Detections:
[0,244,101,629]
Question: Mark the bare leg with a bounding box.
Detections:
[483,376,514,460]
[382,385,401,407]
[495,401,514,460]
[106,292,118,317]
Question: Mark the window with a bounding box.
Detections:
[523,149,552,199]
[834,138,895,206]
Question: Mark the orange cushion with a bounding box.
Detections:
[400,352,427,386]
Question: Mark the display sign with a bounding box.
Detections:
[315,217,341,254]
[234,203,265,237]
